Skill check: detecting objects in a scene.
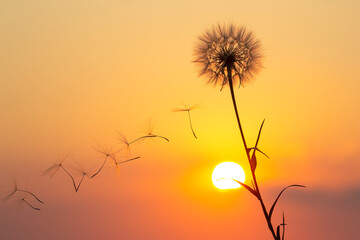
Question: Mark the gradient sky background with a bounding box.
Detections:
[1,0,360,239]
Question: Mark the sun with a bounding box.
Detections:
[212,162,245,189]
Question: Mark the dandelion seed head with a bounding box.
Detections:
[193,23,263,88]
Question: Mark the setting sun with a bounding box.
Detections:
[212,162,246,189]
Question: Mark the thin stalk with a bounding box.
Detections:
[117,134,169,154]
[129,135,169,144]
[187,111,197,139]
[75,175,85,192]
[117,156,140,164]
[22,198,40,211]
[16,189,43,204]
[60,165,77,191]
[227,67,276,239]
[91,156,108,178]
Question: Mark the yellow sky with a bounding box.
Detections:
[1,0,360,239]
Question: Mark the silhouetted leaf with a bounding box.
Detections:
[255,119,265,148]
[282,212,286,240]
[248,119,269,173]
[231,179,259,199]
[276,225,281,240]
[269,185,306,221]
[250,154,257,172]
[248,147,270,158]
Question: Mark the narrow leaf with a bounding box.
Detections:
[256,148,269,159]
[276,225,281,240]
[255,119,265,148]
[269,185,306,221]
[282,212,286,240]
[248,147,270,159]
[250,154,257,172]
[231,179,259,199]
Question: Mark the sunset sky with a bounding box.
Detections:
[1,0,360,239]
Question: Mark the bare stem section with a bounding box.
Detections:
[228,67,304,240]
[227,69,276,239]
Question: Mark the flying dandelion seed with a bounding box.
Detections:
[43,151,77,191]
[43,151,72,178]
[116,132,132,154]
[91,144,117,178]
[72,161,92,192]
[3,176,43,211]
[3,175,43,204]
[136,119,170,143]
[3,175,18,201]
[21,197,41,211]
[119,120,170,147]
[12,194,41,211]
[173,102,199,139]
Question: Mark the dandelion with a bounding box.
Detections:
[193,23,304,240]
[193,23,263,89]
[193,23,263,182]
[193,23,263,171]
[173,102,199,139]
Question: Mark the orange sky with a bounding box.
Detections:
[1,0,360,239]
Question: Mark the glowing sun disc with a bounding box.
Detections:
[212,162,245,189]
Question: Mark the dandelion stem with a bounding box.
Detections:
[227,66,276,239]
